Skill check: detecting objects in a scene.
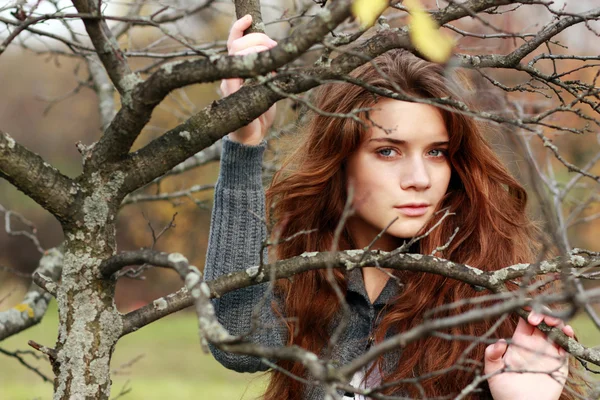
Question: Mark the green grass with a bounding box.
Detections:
[0,301,267,400]
[1,301,599,399]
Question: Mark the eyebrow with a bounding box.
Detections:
[369,138,449,146]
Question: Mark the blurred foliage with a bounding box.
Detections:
[406,0,454,63]
[351,0,388,29]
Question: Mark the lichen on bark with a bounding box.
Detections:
[82,171,125,232]
[54,205,122,399]
[54,244,122,399]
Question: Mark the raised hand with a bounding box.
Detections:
[221,15,278,146]
[485,311,574,400]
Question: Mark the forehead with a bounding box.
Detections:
[365,99,448,141]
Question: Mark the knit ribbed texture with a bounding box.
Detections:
[218,136,266,190]
[204,136,285,373]
[204,136,404,399]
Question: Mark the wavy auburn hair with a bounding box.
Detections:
[263,50,583,399]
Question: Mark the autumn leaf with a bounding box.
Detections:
[14,303,34,318]
[352,0,389,29]
[405,0,454,63]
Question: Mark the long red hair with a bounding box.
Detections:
[263,50,585,399]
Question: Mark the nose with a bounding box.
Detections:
[400,156,431,191]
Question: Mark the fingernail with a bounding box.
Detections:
[244,14,252,20]
[529,312,541,324]
[565,325,575,337]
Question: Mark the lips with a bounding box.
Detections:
[394,204,430,217]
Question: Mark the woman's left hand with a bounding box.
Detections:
[485,311,574,400]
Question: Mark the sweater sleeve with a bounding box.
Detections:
[203,136,286,373]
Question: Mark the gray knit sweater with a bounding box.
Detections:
[204,137,403,399]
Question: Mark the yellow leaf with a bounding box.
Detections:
[14,303,35,318]
[405,0,454,63]
[352,0,389,29]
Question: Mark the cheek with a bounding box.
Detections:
[434,165,452,198]
[346,154,376,200]
[349,173,373,205]
[350,164,393,205]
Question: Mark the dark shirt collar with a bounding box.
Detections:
[345,267,402,306]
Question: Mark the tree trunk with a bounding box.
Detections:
[53,173,124,400]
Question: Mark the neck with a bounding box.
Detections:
[345,228,410,252]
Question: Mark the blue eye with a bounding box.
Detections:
[428,149,448,158]
[377,148,397,158]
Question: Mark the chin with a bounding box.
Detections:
[387,220,428,239]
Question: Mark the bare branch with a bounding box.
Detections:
[100,249,190,279]
[184,267,327,377]
[121,184,214,206]
[337,292,575,380]
[0,248,63,341]
[455,7,600,68]
[0,204,44,254]
[86,0,355,170]
[87,55,117,133]
[0,131,76,223]
[28,339,58,364]
[0,347,53,383]
[121,287,193,337]
[71,1,137,96]
[111,2,144,39]
[120,248,600,367]
[118,0,600,193]
[2,0,600,397]
[234,0,264,34]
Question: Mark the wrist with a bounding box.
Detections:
[228,132,264,147]
[220,136,266,189]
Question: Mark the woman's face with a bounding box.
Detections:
[346,99,451,251]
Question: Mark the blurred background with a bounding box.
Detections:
[1,0,599,399]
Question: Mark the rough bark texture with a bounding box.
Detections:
[1,0,600,398]
[0,131,75,223]
[52,171,126,400]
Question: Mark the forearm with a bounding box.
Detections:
[204,136,285,372]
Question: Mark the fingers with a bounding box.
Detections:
[229,34,278,55]
[526,310,543,326]
[562,324,575,338]
[527,308,569,337]
[555,324,575,356]
[227,14,252,50]
[515,314,536,337]
[220,45,272,97]
[235,45,272,56]
[527,311,555,340]
[526,309,576,357]
[526,310,566,346]
[227,15,277,55]
[220,78,242,97]
[527,310,561,327]
[222,15,278,98]
[484,339,508,375]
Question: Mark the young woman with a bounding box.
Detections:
[204,15,584,400]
